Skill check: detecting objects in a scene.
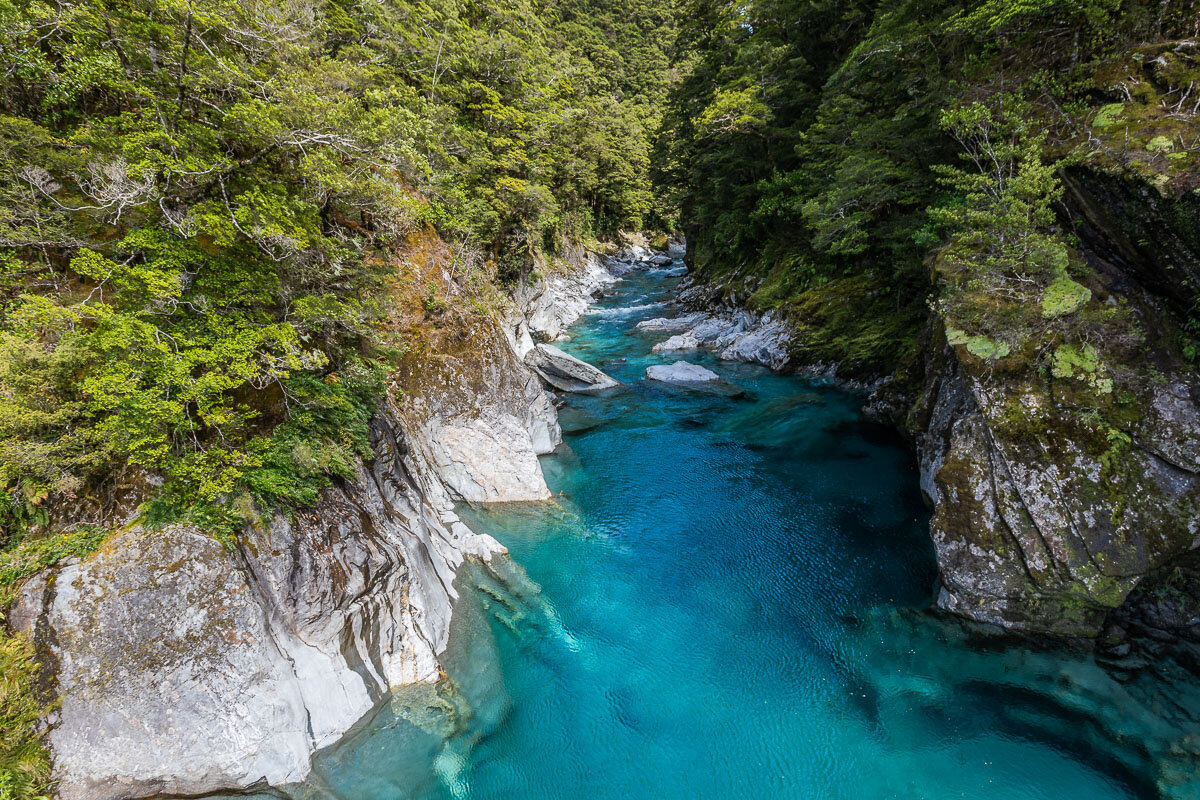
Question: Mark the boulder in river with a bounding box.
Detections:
[525,343,620,393]
[635,312,708,333]
[646,361,720,383]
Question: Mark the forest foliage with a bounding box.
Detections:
[0,0,679,542]
[656,0,1199,372]
[0,3,679,791]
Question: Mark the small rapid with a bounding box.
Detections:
[295,261,1199,800]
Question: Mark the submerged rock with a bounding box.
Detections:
[525,343,621,394]
[646,361,720,383]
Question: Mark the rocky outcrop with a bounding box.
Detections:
[901,165,1200,639]
[9,240,645,799]
[393,315,560,504]
[512,246,620,346]
[524,343,620,393]
[646,361,720,383]
[12,412,504,800]
[641,310,791,370]
[911,304,1200,637]
[391,243,645,504]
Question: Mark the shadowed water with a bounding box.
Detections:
[295,264,1200,800]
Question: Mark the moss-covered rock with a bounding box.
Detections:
[911,159,1200,638]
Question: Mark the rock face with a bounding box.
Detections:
[908,171,1200,637]
[646,361,720,383]
[1097,548,1200,680]
[524,343,620,393]
[10,241,643,799]
[912,336,1200,637]
[394,315,559,504]
[512,245,619,345]
[13,413,504,800]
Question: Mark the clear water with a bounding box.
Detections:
[296,265,1200,800]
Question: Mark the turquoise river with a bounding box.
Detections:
[290,261,1199,800]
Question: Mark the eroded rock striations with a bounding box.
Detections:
[11,243,636,800]
[525,343,621,394]
[12,412,504,800]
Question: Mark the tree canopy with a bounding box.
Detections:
[0,0,680,542]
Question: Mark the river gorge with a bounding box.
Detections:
[4,2,1200,798]
[265,259,1199,800]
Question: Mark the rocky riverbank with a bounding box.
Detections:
[9,240,658,800]
[640,187,1200,655]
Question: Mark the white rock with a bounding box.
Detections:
[433,411,553,502]
[15,413,507,800]
[514,251,618,342]
[525,343,620,394]
[719,319,791,370]
[646,361,720,383]
[651,332,696,352]
[648,311,791,370]
[636,312,708,332]
[400,317,560,504]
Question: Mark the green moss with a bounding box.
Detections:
[1051,343,1113,393]
[1041,275,1091,318]
[996,395,1047,438]
[1092,103,1125,128]
[1146,135,1174,153]
[947,327,1011,360]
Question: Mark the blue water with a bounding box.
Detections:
[300,264,1200,800]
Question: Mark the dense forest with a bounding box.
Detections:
[1,0,1199,794]
[0,0,677,539]
[658,0,1199,377]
